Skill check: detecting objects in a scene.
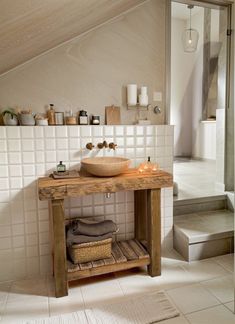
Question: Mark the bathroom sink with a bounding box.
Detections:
[81,157,131,177]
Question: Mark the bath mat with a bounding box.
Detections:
[22,291,179,324]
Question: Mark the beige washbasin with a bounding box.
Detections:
[81,157,131,177]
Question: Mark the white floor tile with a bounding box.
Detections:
[162,249,187,267]
[201,275,234,303]
[49,289,84,316]
[116,269,159,295]
[166,284,220,314]
[0,253,234,323]
[213,254,234,273]
[151,265,196,291]
[174,159,222,200]
[1,298,49,323]
[186,305,235,324]
[7,277,48,304]
[181,259,230,282]
[0,282,11,303]
[80,274,124,307]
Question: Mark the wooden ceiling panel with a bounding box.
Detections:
[0,0,146,75]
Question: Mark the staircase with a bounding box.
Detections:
[173,195,234,261]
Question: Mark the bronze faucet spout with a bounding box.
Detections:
[97,141,108,149]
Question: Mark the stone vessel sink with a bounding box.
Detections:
[81,157,131,177]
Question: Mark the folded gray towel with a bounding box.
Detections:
[69,219,117,237]
[67,230,113,246]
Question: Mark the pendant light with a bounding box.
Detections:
[182,5,199,52]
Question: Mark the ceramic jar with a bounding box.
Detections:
[18,113,35,126]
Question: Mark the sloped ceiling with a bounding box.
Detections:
[0,0,146,75]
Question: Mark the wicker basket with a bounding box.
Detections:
[68,238,112,264]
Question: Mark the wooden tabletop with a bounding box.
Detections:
[38,169,173,200]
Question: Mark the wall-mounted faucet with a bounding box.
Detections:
[109,142,117,150]
[86,141,117,150]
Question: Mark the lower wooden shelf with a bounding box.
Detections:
[67,239,150,281]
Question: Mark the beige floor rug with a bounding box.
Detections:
[23,291,179,324]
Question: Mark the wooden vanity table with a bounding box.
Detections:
[38,169,172,297]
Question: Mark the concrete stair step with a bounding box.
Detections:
[174,195,228,216]
[173,209,234,261]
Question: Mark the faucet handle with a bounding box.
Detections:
[86,142,94,150]
[109,142,117,150]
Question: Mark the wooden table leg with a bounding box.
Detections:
[51,199,68,297]
[134,190,147,241]
[147,189,161,277]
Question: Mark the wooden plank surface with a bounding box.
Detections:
[147,189,161,277]
[79,262,93,270]
[38,169,172,200]
[92,259,105,268]
[68,257,150,281]
[105,105,121,125]
[134,190,147,241]
[103,255,116,265]
[112,242,127,263]
[117,241,138,261]
[51,199,68,297]
[67,239,150,281]
[128,239,149,259]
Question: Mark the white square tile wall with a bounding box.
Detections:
[0,125,173,281]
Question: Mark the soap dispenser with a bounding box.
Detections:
[57,161,66,173]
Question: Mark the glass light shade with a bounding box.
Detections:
[182,28,199,52]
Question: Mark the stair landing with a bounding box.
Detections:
[174,209,234,261]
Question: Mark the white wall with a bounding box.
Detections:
[171,7,217,160]
[171,18,193,156]
[0,125,173,281]
[171,8,204,157]
[0,0,166,126]
[191,9,205,159]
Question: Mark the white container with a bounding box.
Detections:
[127,84,137,106]
[138,94,148,106]
[140,86,147,95]
[19,113,35,126]
[36,119,48,126]
[3,114,18,126]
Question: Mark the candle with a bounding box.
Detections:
[127,84,137,106]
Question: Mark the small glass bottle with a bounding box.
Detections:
[91,115,100,125]
[47,104,56,125]
[78,110,88,125]
[57,161,66,172]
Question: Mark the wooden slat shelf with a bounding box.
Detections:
[67,239,150,281]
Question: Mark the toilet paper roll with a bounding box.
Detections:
[127,84,137,106]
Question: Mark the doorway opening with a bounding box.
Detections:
[170,0,233,201]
